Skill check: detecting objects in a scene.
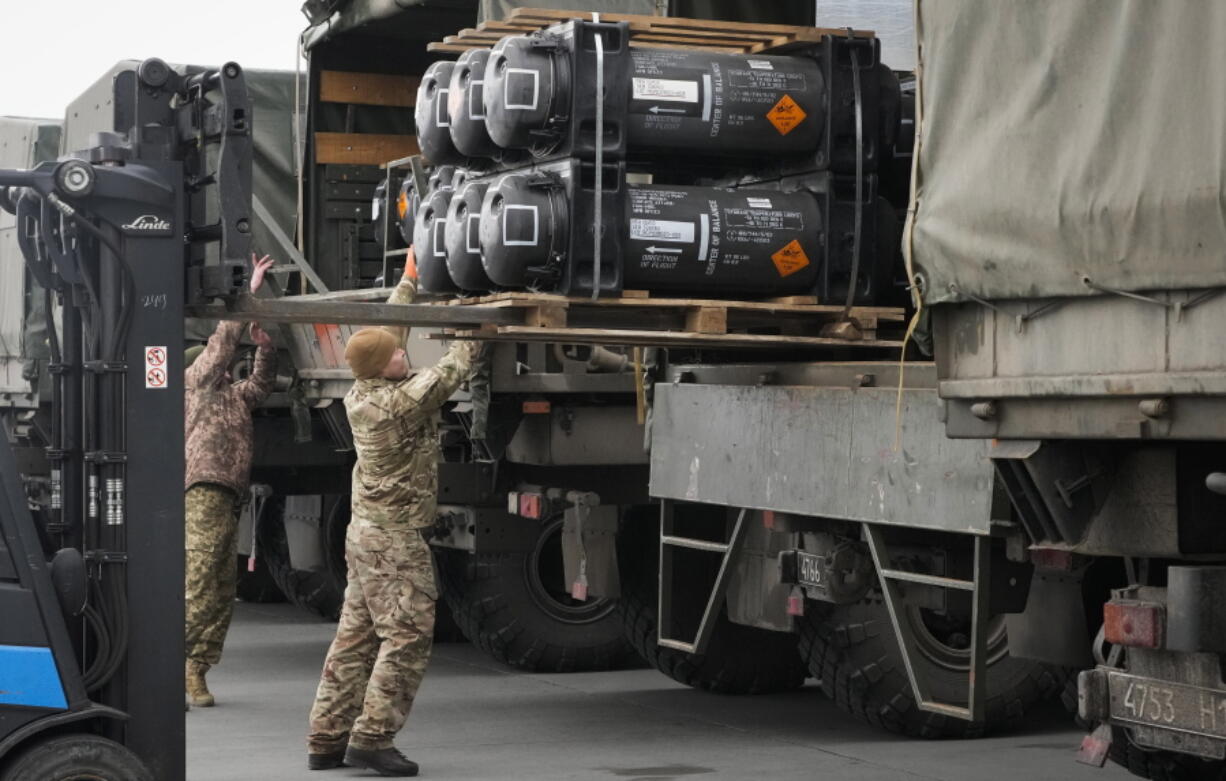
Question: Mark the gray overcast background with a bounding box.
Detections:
[0,1,306,119]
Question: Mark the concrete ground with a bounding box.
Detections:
[188,602,1130,781]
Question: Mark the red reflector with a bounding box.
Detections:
[1076,724,1113,768]
[522,400,551,414]
[1031,548,1076,571]
[786,588,804,617]
[762,510,775,530]
[1103,600,1165,649]
[519,493,542,519]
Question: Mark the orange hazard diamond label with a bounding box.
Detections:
[771,239,811,277]
[766,94,807,135]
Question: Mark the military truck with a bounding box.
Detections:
[358,0,1065,722]
[247,0,856,677]
[906,2,1226,778]
[628,0,1226,777]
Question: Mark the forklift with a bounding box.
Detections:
[0,58,253,781]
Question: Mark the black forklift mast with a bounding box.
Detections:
[0,59,252,781]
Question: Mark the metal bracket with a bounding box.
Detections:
[862,523,989,721]
[1082,278,1226,322]
[83,451,126,464]
[82,360,127,374]
[657,502,749,655]
[949,283,1071,333]
[84,549,129,564]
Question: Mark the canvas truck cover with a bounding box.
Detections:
[909,1,1226,305]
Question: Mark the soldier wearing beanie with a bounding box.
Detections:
[184,253,277,707]
[308,247,482,777]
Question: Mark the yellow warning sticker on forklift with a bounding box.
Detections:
[766,94,807,135]
[771,239,810,277]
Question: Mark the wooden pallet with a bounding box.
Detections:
[427,291,904,350]
[427,8,873,55]
[315,70,421,166]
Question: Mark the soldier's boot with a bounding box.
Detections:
[185,660,215,707]
[343,747,419,777]
[308,746,347,771]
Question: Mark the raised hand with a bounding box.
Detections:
[249,253,275,294]
[249,322,273,348]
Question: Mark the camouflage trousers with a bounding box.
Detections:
[308,519,437,753]
[184,483,241,667]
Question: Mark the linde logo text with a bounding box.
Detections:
[121,215,171,231]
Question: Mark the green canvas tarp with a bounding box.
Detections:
[909,1,1226,304]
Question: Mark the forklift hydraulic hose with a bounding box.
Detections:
[47,193,137,361]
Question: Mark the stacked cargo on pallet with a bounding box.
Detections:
[407,15,903,307]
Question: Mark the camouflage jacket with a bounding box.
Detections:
[346,275,482,528]
[184,321,276,495]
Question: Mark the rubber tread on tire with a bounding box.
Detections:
[1,734,153,781]
[438,549,635,672]
[798,598,1066,738]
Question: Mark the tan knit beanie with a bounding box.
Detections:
[344,328,397,379]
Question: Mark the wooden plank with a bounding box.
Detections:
[450,29,510,42]
[477,20,553,33]
[439,29,766,52]
[285,287,395,303]
[685,306,728,335]
[441,325,901,350]
[626,31,778,46]
[763,295,819,305]
[508,8,874,39]
[524,304,569,328]
[315,133,420,166]
[432,9,875,56]
[643,35,793,54]
[187,295,521,328]
[443,291,905,319]
[428,42,491,53]
[630,40,754,54]
[319,70,420,108]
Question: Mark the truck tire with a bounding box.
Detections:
[436,517,636,672]
[258,498,345,620]
[1,734,153,781]
[1108,727,1226,781]
[617,513,807,695]
[620,578,808,694]
[799,597,1065,738]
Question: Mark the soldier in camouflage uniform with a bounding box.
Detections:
[184,254,277,707]
[307,248,482,776]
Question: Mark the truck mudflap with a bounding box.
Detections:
[1081,652,1226,761]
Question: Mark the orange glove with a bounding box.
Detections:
[403,246,418,281]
